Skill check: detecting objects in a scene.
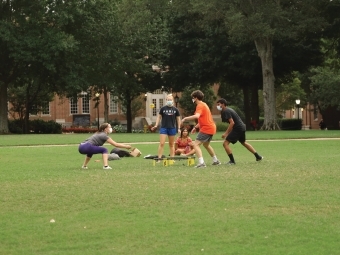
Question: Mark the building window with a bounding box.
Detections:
[110,94,118,113]
[153,89,163,94]
[70,98,78,114]
[82,94,90,114]
[41,102,50,115]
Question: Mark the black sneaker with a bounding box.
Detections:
[256,156,264,162]
[225,161,236,165]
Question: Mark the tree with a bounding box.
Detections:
[223,0,327,130]
[275,76,306,117]
[0,0,82,133]
[179,86,216,118]
[110,0,172,132]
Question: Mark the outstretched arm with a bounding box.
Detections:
[107,137,132,149]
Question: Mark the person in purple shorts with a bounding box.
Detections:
[151,94,181,160]
[78,123,132,169]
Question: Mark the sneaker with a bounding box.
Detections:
[81,166,88,169]
[194,163,206,168]
[225,161,236,165]
[103,166,112,170]
[256,156,264,162]
[212,160,221,166]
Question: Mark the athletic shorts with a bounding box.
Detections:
[78,142,108,158]
[160,127,177,136]
[196,132,213,143]
[226,129,246,144]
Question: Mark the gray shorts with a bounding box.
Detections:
[196,132,213,143]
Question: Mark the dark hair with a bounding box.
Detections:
[191,90,204,100]
[217,98,228,106]
[180,128,189,138]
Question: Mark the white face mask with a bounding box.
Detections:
[108,127,113,134]
[192,98,196,103]
[217,105,222,111]
[166,100,173,106]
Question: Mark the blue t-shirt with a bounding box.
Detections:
[159,106,180,129]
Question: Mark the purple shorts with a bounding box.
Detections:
[78,142,108,158]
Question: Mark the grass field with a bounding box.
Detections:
[0,131,340,255]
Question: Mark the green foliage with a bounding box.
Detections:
[216,122,229,132]
[309,39,340,112]
[9,120,62,134]
[112,125,127,133]
[280,118,302,130]
[1,136,340,254]
[275,76,306,113]
[179,86,217,117]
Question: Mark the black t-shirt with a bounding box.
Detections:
[159,106,180,128]
[221,108,246,131]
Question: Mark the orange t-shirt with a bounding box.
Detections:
[195,101,216,135]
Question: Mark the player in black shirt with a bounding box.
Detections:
[217,98,263,165]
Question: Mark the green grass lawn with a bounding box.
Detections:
[0,130,339,146]
[0,131,340,255]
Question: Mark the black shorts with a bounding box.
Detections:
[226,129,246,144]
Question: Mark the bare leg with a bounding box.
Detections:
[83,156,91,167]
[157,134,167,158]
[203,142,216,157]
[223,140,232,154]
[183,148,195,156]
[175,148,185,155]
[193,140,203,158]
[168,135,176,157]
[241,142,256,154]
[102,153,109,166]
[223,140,236,163]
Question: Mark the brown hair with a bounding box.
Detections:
[191,90,204,100]
[98,123,110,132]
[180,128,189,138]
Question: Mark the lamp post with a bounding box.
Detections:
[95,93,100,130]
[295,99,300,120]
[174,93,179,107]
[144,93,147,101]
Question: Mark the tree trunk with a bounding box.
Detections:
[254,38,279,130]
[103,88,109,123]
[126,97,132,133]
[0,82,9,133]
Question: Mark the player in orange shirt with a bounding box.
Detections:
[181,90,220,168]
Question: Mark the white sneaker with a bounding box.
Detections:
[81,166,88,169]
[103,166,112,170]
[212,160,221,165]
[194,163,206,168]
